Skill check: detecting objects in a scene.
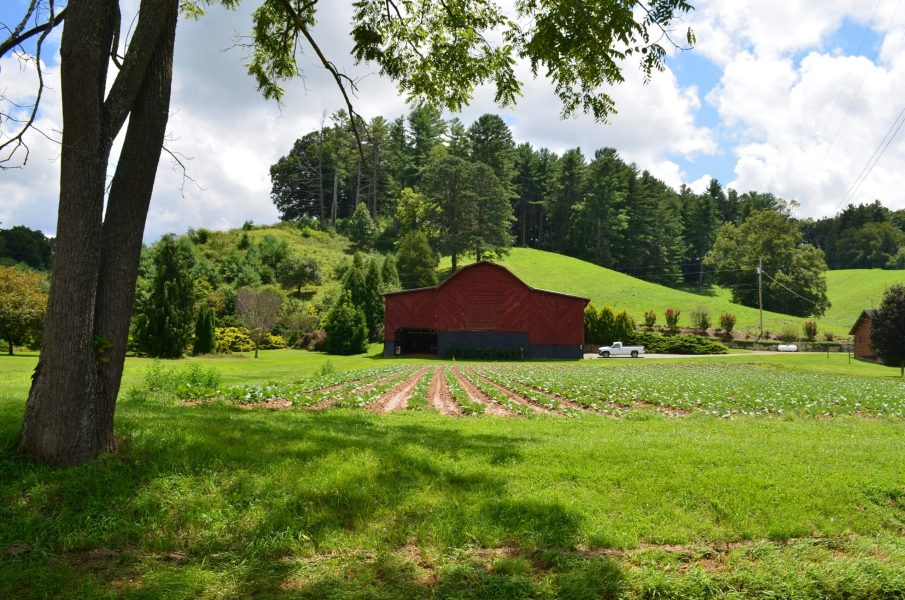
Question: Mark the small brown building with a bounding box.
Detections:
[849,310,879,362]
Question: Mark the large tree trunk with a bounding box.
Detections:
[19,0,178,466]
[94,0,177,441]
[18,0,116,465]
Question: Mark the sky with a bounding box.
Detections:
[2,0,905,242]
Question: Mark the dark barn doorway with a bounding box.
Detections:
[395,328,438,355]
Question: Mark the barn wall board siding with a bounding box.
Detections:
[384,262,588,359]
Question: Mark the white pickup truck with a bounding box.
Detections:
[598,341,644,358]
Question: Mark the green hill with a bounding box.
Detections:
[184,223,905,339]
[441,248,905,338]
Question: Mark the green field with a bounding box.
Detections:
[442,247,905,337]
[2,350,904,598]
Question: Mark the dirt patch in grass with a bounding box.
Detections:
[451,367,516,417]
[372,367,431,413]
[427,368,462,416]
[237,399,293,410]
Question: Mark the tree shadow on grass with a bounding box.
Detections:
[0,405,610,598]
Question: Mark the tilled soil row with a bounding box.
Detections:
[464,367,555,415]
[427,368,462,416]
[451,366,516,417]
[370,367,432,413]
[305,371,410,411]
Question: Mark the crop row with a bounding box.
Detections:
[444,369,485,415]
[459,369,533,415]
[486,363,905,418]
[216,365,413,407]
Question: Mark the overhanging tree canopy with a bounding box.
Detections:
[2,0,695,465]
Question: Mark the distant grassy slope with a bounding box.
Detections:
[822,269,905,330]
[441,248,905,336]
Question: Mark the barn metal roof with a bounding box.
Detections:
[383,260,590,303]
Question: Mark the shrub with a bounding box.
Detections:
[690,305,710,334]
[294,329,326,351]
[631,332,727,355]
[803,320,818,341]
[215,326,255,353]
[719,313,736,339]
[137,362,222,402]
[664,307,680,333]
[260,333,287,349]
[642,310,656,330]
[613,310,635,343]
[323,290,368,355]
[823,331,835,341]
[777,325,798,342]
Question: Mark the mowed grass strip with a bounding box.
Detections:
[2,350,905,597]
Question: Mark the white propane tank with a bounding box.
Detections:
[777,344,798,352]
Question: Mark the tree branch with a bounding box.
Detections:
[0,1,59,167]
[103,0,176,146]
[0,4,65,58]
[276,0,366,161]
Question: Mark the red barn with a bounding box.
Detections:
[383,261,588,359]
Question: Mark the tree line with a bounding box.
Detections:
[270,107,905,292]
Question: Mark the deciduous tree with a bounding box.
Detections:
[870,283,905,377]
[705,210,830,317]
[0,267,48,355]
[236,287,283,358]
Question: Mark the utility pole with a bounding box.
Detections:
[757,257,763,339]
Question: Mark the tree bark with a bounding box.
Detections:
[94,0,177,443]
[18,0,178,466]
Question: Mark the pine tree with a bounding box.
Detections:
[135,235,195,358]
[397,231,438,289]
[381,254,401,291]
[348,201,377,249]
[192,305,216,355]
[362,259,385,340]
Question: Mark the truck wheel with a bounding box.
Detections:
[602,351,610,358]
[631,350,639,358]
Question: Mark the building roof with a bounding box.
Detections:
[849,309,879,335]
[383,260,590,303]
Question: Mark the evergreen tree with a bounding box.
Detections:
[598,305,616,344]
[468,114,516,191]
[348,201,377,249]
[192,305,216,355]
[135,235,195,358]
[362,259,385,340]
[613,310,636,343]
[381,254,401,291]
[323,290,369,355]
[547,148,585,255]
[468,163,514,262]
[397,231,438,289]
[421,154,475,271]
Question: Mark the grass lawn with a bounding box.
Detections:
[1,350,904,598]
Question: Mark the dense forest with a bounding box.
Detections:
[269,106,905,287]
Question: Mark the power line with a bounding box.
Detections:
[835,106,905,211]
[816,0,884,151]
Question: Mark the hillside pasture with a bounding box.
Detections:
[1,350,904,598]
[441,247,905,336]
